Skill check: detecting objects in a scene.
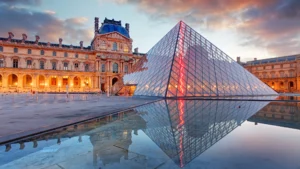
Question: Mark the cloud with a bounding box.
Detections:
[113,0,300,56]
[0,3,93,46]
[44,10,56,15]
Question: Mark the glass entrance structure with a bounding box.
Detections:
[124,21,277,97]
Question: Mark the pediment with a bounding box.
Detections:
[100,32,129,40]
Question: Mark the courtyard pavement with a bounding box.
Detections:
[0,93,160,144]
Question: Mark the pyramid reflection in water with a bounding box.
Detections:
[135,100,270,167]
[124,21,277,97]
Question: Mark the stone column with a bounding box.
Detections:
[106,60,109,72]
[18,74,23,89]
[32,74,37,90]
[2,73,8,90]
[120,61,123,73]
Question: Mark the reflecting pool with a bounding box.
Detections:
[0,99,300,169]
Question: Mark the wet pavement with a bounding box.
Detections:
[0,94,160,144]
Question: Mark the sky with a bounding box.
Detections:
[0,0,299,62]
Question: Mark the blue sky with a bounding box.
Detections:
[0,0,299,62]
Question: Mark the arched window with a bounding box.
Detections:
[40,50,44,55]
[101,64,105,72]
[124,65,128,73]
[14,48,18,53]
[112,42,117,51]
[113,63,118,73]
[0,46,3,52]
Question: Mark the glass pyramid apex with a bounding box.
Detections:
[124,21,277,97]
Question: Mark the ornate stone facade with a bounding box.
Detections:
[0,17,144,93]
[242,54,300,93]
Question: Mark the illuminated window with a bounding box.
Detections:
[123,45,129,52]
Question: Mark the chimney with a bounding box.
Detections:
[134,47,138,53]
[80,41,83,49]
[8,32,14,42]
[254,58,257,61]
[59,38,63,47]
[22,33,27,43]
[94,17,99,35]
[237,56,241,63]
[125,23,129,33]
[35,35,40,44]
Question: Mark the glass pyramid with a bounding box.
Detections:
[124,21,277,97]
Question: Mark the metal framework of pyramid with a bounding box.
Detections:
[135,99,270,167]
[124,21,277,97]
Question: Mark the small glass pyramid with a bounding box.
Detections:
[124,21,277,97]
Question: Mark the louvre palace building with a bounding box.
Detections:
[0,17,144,93]
[242,54,300,93]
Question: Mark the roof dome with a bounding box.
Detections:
[98,24,130,38]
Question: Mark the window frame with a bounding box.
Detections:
[14,48,18,53]
[40,61,44,69]
[13,59,18,68]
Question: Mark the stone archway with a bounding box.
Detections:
[23,75,32,88]
[38,75,46,88]
[112,77,118,86]
[50,76,57,87]
[8,74,18,87]
[288,81,294,92]
[73,76,81,87]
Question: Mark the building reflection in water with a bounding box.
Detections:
[2,99,278,168]
[135,100,270,167]
[2,110,147,168]
[248,101,300,129]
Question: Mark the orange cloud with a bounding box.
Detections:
[115,0,300,56]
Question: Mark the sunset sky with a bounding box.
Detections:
[0,0,299,62]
